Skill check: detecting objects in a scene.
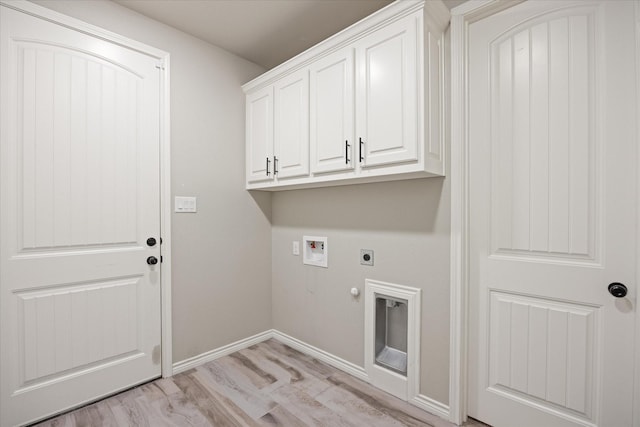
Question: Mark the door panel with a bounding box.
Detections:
[468,1,637,426]
[310,47,355,174]
[19,277,141,384]
[487,291,598,418]
[19,45,140,250]
[490,9,595,262]
[356,14,419,168]
[274,69,309,179]
[1,6,162,426]
[246,86,274,183]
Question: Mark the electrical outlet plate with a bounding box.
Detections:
[360,249,374,266]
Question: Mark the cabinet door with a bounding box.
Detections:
[246,86,274,183]
[356,13,419,168]
[274,69,309,179]
[310,48,355,174]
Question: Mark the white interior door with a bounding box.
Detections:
[1,5,162,426]
[468,1,637,426]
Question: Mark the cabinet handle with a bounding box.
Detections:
[345,140,350,164]
[359,137,364,162]
[274,156,278,175]
[266,157,271,176]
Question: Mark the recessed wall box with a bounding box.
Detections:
[364,279,421,401]
[375,297,408,375]
[303,236,328,268]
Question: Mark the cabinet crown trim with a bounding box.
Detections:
[243,0,447,93]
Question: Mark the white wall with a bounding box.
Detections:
[31,0,272,364]
[271,176,451,404]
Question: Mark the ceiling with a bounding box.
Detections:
[114,0,466,70]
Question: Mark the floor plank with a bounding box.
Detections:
[172,370,249,427]
[314,383,408,427]
[257,405,307,427]
[33,339,490,427]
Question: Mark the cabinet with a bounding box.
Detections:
[274,70,309,179]
[246,70,309,184]
[355,15,418,169]
[246,86,273,183]
[310,48,355,175]
[244,0,449,190]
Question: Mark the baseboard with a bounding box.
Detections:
[271,330,369,383]
[411,394,450,421]
[172,329,274,374]
[171,329,367,381]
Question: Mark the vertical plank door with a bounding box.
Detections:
[467,1,638,426]
[0,5,162,426]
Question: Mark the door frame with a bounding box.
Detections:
[0,0,174,378]
[449,0,640,425]
[634,1,640,423]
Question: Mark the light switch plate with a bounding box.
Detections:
[292,241,300,256]
[175,196,197,213]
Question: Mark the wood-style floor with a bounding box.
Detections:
[34,339,488,427]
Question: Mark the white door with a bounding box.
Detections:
[0,6,162,426]
[468,1,637,426]
[310,47,355,175]
[246,86,274,183]
[274,69,309,180]
[355,12,419,169]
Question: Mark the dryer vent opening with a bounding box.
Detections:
[375,297,408,376]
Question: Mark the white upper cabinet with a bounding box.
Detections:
[274,69,310,179]
[243,0,449,190]
[246,70,310,184]
[246,86,274,183]
[356,13,418,169]
[310,47,355,175]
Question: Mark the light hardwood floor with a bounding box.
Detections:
[34,339,488,427]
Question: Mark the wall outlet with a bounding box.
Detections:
[292,241,300,256]
[360,249,374,266]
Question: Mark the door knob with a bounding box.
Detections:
[147,256,158,265]
[147,237,157,246]
[608,282,627,298]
